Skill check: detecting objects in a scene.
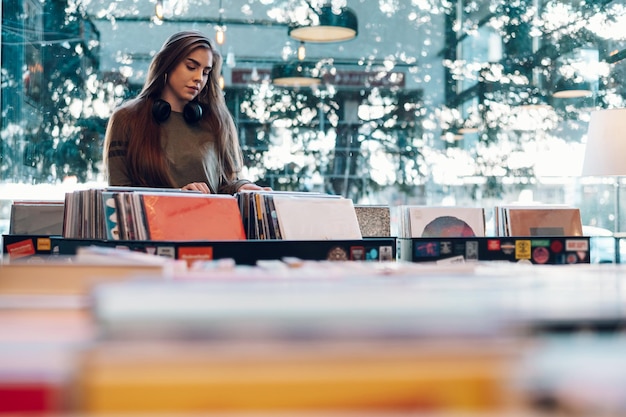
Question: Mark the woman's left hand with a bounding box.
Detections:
[182,182,211,193]
[238,183,272,192]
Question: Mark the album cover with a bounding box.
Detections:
[140,193,246,241]
[101,191,121,240]
[10,201,64,235]
[504,207,583,237]
[272,195,362,240]
[405,206,486,238]
[236,190,342,240]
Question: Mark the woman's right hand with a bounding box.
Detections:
[182,182,210,193]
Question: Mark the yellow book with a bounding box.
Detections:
[75,340,519,413]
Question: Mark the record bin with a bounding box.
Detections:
[398,236,590,265]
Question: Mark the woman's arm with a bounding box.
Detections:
[104,112,133,186]
[218,178,253,195]
[218,179,270,194]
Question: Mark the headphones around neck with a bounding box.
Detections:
[152,99,203,124]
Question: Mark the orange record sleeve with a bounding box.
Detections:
[140,193,246,241]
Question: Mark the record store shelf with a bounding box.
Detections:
[2,235,592,265]
[2,235,396,265]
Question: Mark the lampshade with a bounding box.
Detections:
[288,6,358,43]
[582,108,626,176]
[271,62,321,87]
[553,77,593,99]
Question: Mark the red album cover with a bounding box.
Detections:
[141,194,246,241]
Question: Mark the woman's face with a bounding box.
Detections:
[162,46,213,112]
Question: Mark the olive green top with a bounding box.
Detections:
[106,110,250,194]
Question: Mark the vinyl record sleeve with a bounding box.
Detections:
[272,196,362,240]
[407,206,486,238]
[141,193,246,241]
[506,207,583,237]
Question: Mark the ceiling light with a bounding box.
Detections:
[289,6,358,43]
[553,77,593,99]
[297,42,306,61]
[215,26,226,45]
[155,0,164,20]
[271,62,321,87]
[215,0,226,45]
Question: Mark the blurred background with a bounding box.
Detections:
[2,0,626,236]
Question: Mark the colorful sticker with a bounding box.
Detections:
[379,246,394,261]
[515,240,532,260]
[178,246,214,266]
[36,238,51,251]
[465,241,479,261]
[550,240,564,253]
[327,246,348,261]
[414,241,440,257]
[350,246,365,261]
[566,239,589,252]
[532,246,550,264]
[501,242,515,255]
[487,239,501,251]
[6,239,36,259]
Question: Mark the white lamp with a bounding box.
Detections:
[582,108,626,262]
[582,108,626,178]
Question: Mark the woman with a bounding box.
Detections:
[104,30,266,194]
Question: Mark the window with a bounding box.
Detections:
[2,0,626,232]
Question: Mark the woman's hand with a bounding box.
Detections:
[238,183,272,192]
[182,182,211,193]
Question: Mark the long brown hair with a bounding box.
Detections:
[105,30,243,187]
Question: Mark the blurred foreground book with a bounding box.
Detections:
[76,339,520,413]
[0,246,181,295]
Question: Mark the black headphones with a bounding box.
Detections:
[152,99,203,124]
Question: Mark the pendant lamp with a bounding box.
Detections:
[552,77,593,99]
[271,61,321,87]
[288,5,358,43]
